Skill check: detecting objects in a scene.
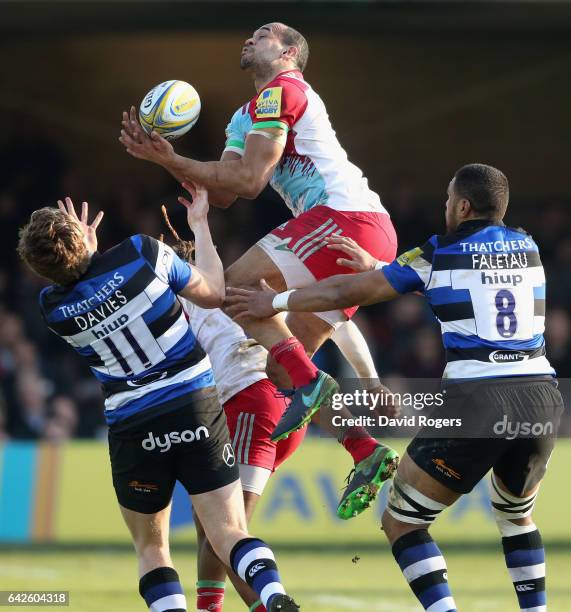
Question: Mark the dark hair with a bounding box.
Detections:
[278,25,309,72]
[17,207,90,285]
[159,205,195,262]
[453,163,509,220]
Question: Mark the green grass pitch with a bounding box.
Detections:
[0,546,569,610]
[1,440,569,609]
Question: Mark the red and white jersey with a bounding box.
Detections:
[224,70,388,218]
[180,299,267,405]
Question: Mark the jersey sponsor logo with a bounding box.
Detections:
[222,443,236,467]
[91,314,130,339]
[493,415,554,440]
[481,272,524,286]
[248,562,266,578]
[460,237,534,253]
[255,87,282,118]
[58,272,125,317]
[489,350,529,364]
[142,427,210,453]
[397,247,423,267]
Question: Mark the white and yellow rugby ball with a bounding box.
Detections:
[139,80,200,141]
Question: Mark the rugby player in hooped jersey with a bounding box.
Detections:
[119,22,399,520]
[17,186,300,612]
[159,208,393,612]
[227,164,563,612]
[158,211,306,612]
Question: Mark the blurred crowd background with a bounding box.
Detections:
[1,140,570,441]
[0,0,570,441]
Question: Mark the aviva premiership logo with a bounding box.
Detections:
[397,247,423,267]
[255,87,282,118]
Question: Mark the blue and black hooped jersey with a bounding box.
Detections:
[383,219,554,381]
[39,234,214,426]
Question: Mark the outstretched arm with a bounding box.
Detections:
[225,271,400,320]
[120,107,284,200]
[206,150,241,209]
[176,182,225,308]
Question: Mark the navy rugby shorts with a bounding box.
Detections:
[108,386,239,513]
[407,376,563,495]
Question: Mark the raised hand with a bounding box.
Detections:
[177,181,209,232]
[57,197,104,254]
[325,235,380,272]
[119,106,176,166]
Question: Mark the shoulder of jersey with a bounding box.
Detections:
[267,70,308,92]
[39,285,58,312]
[249,71,308,103]
[39,238,133,313]
[251,72,309,120]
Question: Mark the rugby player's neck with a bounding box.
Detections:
[253,64,294,92]
[462,214,499,226]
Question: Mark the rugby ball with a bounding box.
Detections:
[139,80,201,141]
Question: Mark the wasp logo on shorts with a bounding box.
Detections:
[128,480,159,493]
[432,458,461,480]
[142,427,210,453]
[222,443,236,467]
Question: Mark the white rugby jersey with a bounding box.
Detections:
[181,300,267,405]
[224,70,388,218]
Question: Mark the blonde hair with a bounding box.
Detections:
[17,207,91,285]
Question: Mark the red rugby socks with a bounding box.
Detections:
[342,427,380,465]
[196,580,225,611]
[269,337,318,388]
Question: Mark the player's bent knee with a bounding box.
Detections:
[489,473,539,534]
[385,475,448,526]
